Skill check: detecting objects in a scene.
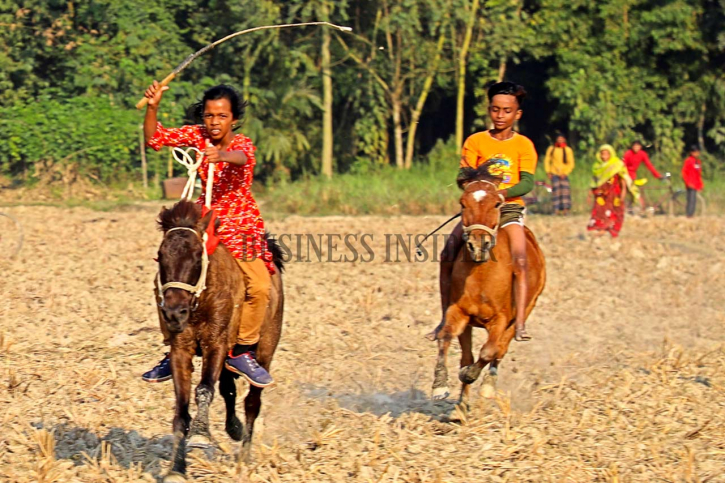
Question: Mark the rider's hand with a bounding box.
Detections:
[546,173,553,180]
[204,145,222,164]
[144,80,168,108]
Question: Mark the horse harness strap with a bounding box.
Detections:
[461,179,503,248]
[156,227,210,304]
[156,147,216,308]
[461,180,504,262]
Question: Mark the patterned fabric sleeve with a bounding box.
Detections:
[146,123,205,151]
[231,134,257,168]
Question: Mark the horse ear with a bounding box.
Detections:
[157,206,171,232]
[456,167,476,190]
[198,208,215,234]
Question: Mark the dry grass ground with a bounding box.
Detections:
[0,205,724,482]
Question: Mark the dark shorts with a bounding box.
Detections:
[500,203,526,228]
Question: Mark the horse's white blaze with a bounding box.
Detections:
[472,190,487,202]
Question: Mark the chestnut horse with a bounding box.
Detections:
[155,201,284,482]
[432,166,546,405]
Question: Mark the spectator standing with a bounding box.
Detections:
[682,145,704,218]
[544,133,575,215]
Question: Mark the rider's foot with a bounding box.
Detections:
[425,320,445,341]
[515,325,532,342]
[142,353,172,382]
[225,351,274,387]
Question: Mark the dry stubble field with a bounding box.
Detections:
[0,204,724,482]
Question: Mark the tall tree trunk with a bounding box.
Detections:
[698,101,707,153]
[139,124,148,189]
[243,64,252,102]
[405,32,446,169]
[321,5,334,178]
[497,57,507,82]
[455,0,480,151]
[392,95,404,169]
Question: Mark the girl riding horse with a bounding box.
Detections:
[428,81,537,342]
[142,81,274,388]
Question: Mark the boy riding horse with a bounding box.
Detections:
[428,81,537,342]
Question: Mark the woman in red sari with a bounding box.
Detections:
[141,81,275,388]
[587,144,631,237]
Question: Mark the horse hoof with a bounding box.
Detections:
[425,330,438,341]
[481,375,498,399]
[432,386,450,400]
[187,434,213,449]
[226,417,244,442]
[458,365,482,385]
[163,472,187,483]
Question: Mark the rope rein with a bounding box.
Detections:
[156,146,214,305]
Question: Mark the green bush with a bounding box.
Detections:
[0,95,141,182]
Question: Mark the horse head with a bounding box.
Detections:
[156,201,218,333]
[457,161,504,263]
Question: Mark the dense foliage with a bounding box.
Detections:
[0,0,723,184]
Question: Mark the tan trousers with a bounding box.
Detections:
[235,258,271,345]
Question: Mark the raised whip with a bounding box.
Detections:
[136,21,352,109]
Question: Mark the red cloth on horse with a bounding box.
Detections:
[682,156,704,191]
[201,206,221,255]
[147,123,275,274]
[587,175,625,237]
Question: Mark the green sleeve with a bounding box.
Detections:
[505,171,535,199]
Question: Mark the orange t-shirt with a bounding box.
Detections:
[460,131,538,205]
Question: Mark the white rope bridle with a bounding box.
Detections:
[461,179,504,249]
[156,146,215,306]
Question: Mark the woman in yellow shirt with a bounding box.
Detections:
[544,133,575,215]
[431,81,537,342]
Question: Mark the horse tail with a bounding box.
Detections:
[265,232,286,273]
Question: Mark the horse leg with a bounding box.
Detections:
[457,325,474,408]
[432,305,469,400]
[481,359,501,399]
[240,385,263,463]
[164,349,193,483]
[478,315,511,399]
[426,223,463,341]
[220,369,243,441]
[457,314,506,392]
[187,346,225,449]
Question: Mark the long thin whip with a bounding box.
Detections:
[136,21,353,109]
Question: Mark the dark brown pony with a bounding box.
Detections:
[155,201,284,483]
[432,166,546,404]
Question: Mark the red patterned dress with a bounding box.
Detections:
[147,123,275,274]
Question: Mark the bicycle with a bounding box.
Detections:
[523,180,554,215]
[0,211,23,258]
[634,172,706,217]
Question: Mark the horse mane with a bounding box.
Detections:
[158,200,201,232]
[456,160,505,190]
[265,232,286,273]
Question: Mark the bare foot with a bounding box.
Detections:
[425,321,444,341]
[515,325,531,342]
